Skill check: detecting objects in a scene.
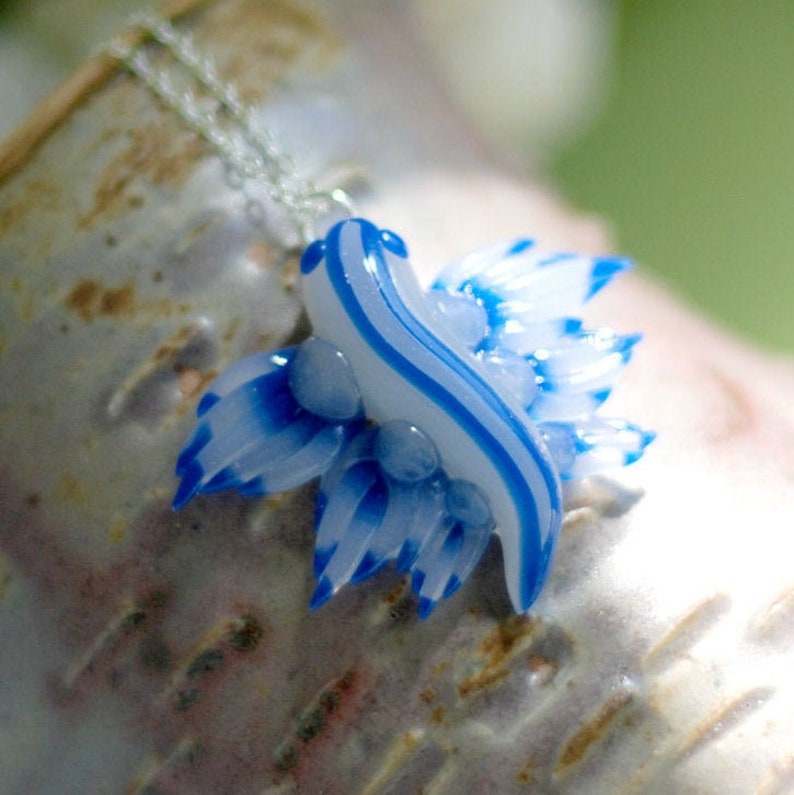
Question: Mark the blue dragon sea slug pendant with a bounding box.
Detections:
[174,218,653,617]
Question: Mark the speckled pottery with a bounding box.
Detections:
[1,1,794,793]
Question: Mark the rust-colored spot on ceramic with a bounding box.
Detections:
[525,652,561,687]
[64,279,135,322]
[178,367,216,400]
[109,515,128,545]
[177,215,217,253]
[65,280,101,320]
[386,590,415,622]
[201,0,339,102]
[247,240,278,270]
[222,317,241,344]
[57,473,90,507]
[102,285,135,316]
[457,664,509,699]
[526,654,546,673]
[458,615,539,699]
[480,615,538,661]
[383,580,407,606]
[78,124,205,230]
[516,758,536,786]
[153,326,196,363]
[281,253,301,291]
[555,689,635,773]
[0,176,61,238]
[106,323,209,421]
[383,578,416,622]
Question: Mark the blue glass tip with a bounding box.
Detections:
[313,544,336,578]
[587,257,632,299]
[175,424,211,475]
[396,540,419,574]
[624,332,644,349]
[443,574,462,599]
[563,318,583,336]
[203,467,235,494]
[591,387,612,406]
[238,476,266,496]
[641,429,657,448]
[172,466,202,511]
[417,596,436,620]
[351,551,383,584]
[507,239,534,256]
[309,574,334,610]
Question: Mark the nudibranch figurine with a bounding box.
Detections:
[173,218,653,617]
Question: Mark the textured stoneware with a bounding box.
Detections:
[1,1,794,793]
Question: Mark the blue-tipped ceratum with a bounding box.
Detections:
[174,219,654,617]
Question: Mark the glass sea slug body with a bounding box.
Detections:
[174,218,653,617]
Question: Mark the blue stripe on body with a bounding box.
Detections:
[324,220,562,608]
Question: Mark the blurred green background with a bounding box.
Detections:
[1,1,792,352]
[552,1,794,353]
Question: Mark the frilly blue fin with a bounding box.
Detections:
[310,422,493,618]
[172,343,364,510]
[431,235,650,479]
[539,418,656,480]
[173,219,653,618]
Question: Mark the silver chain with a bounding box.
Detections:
[105,14,353,244]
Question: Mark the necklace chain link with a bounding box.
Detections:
[106,14,353,244]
